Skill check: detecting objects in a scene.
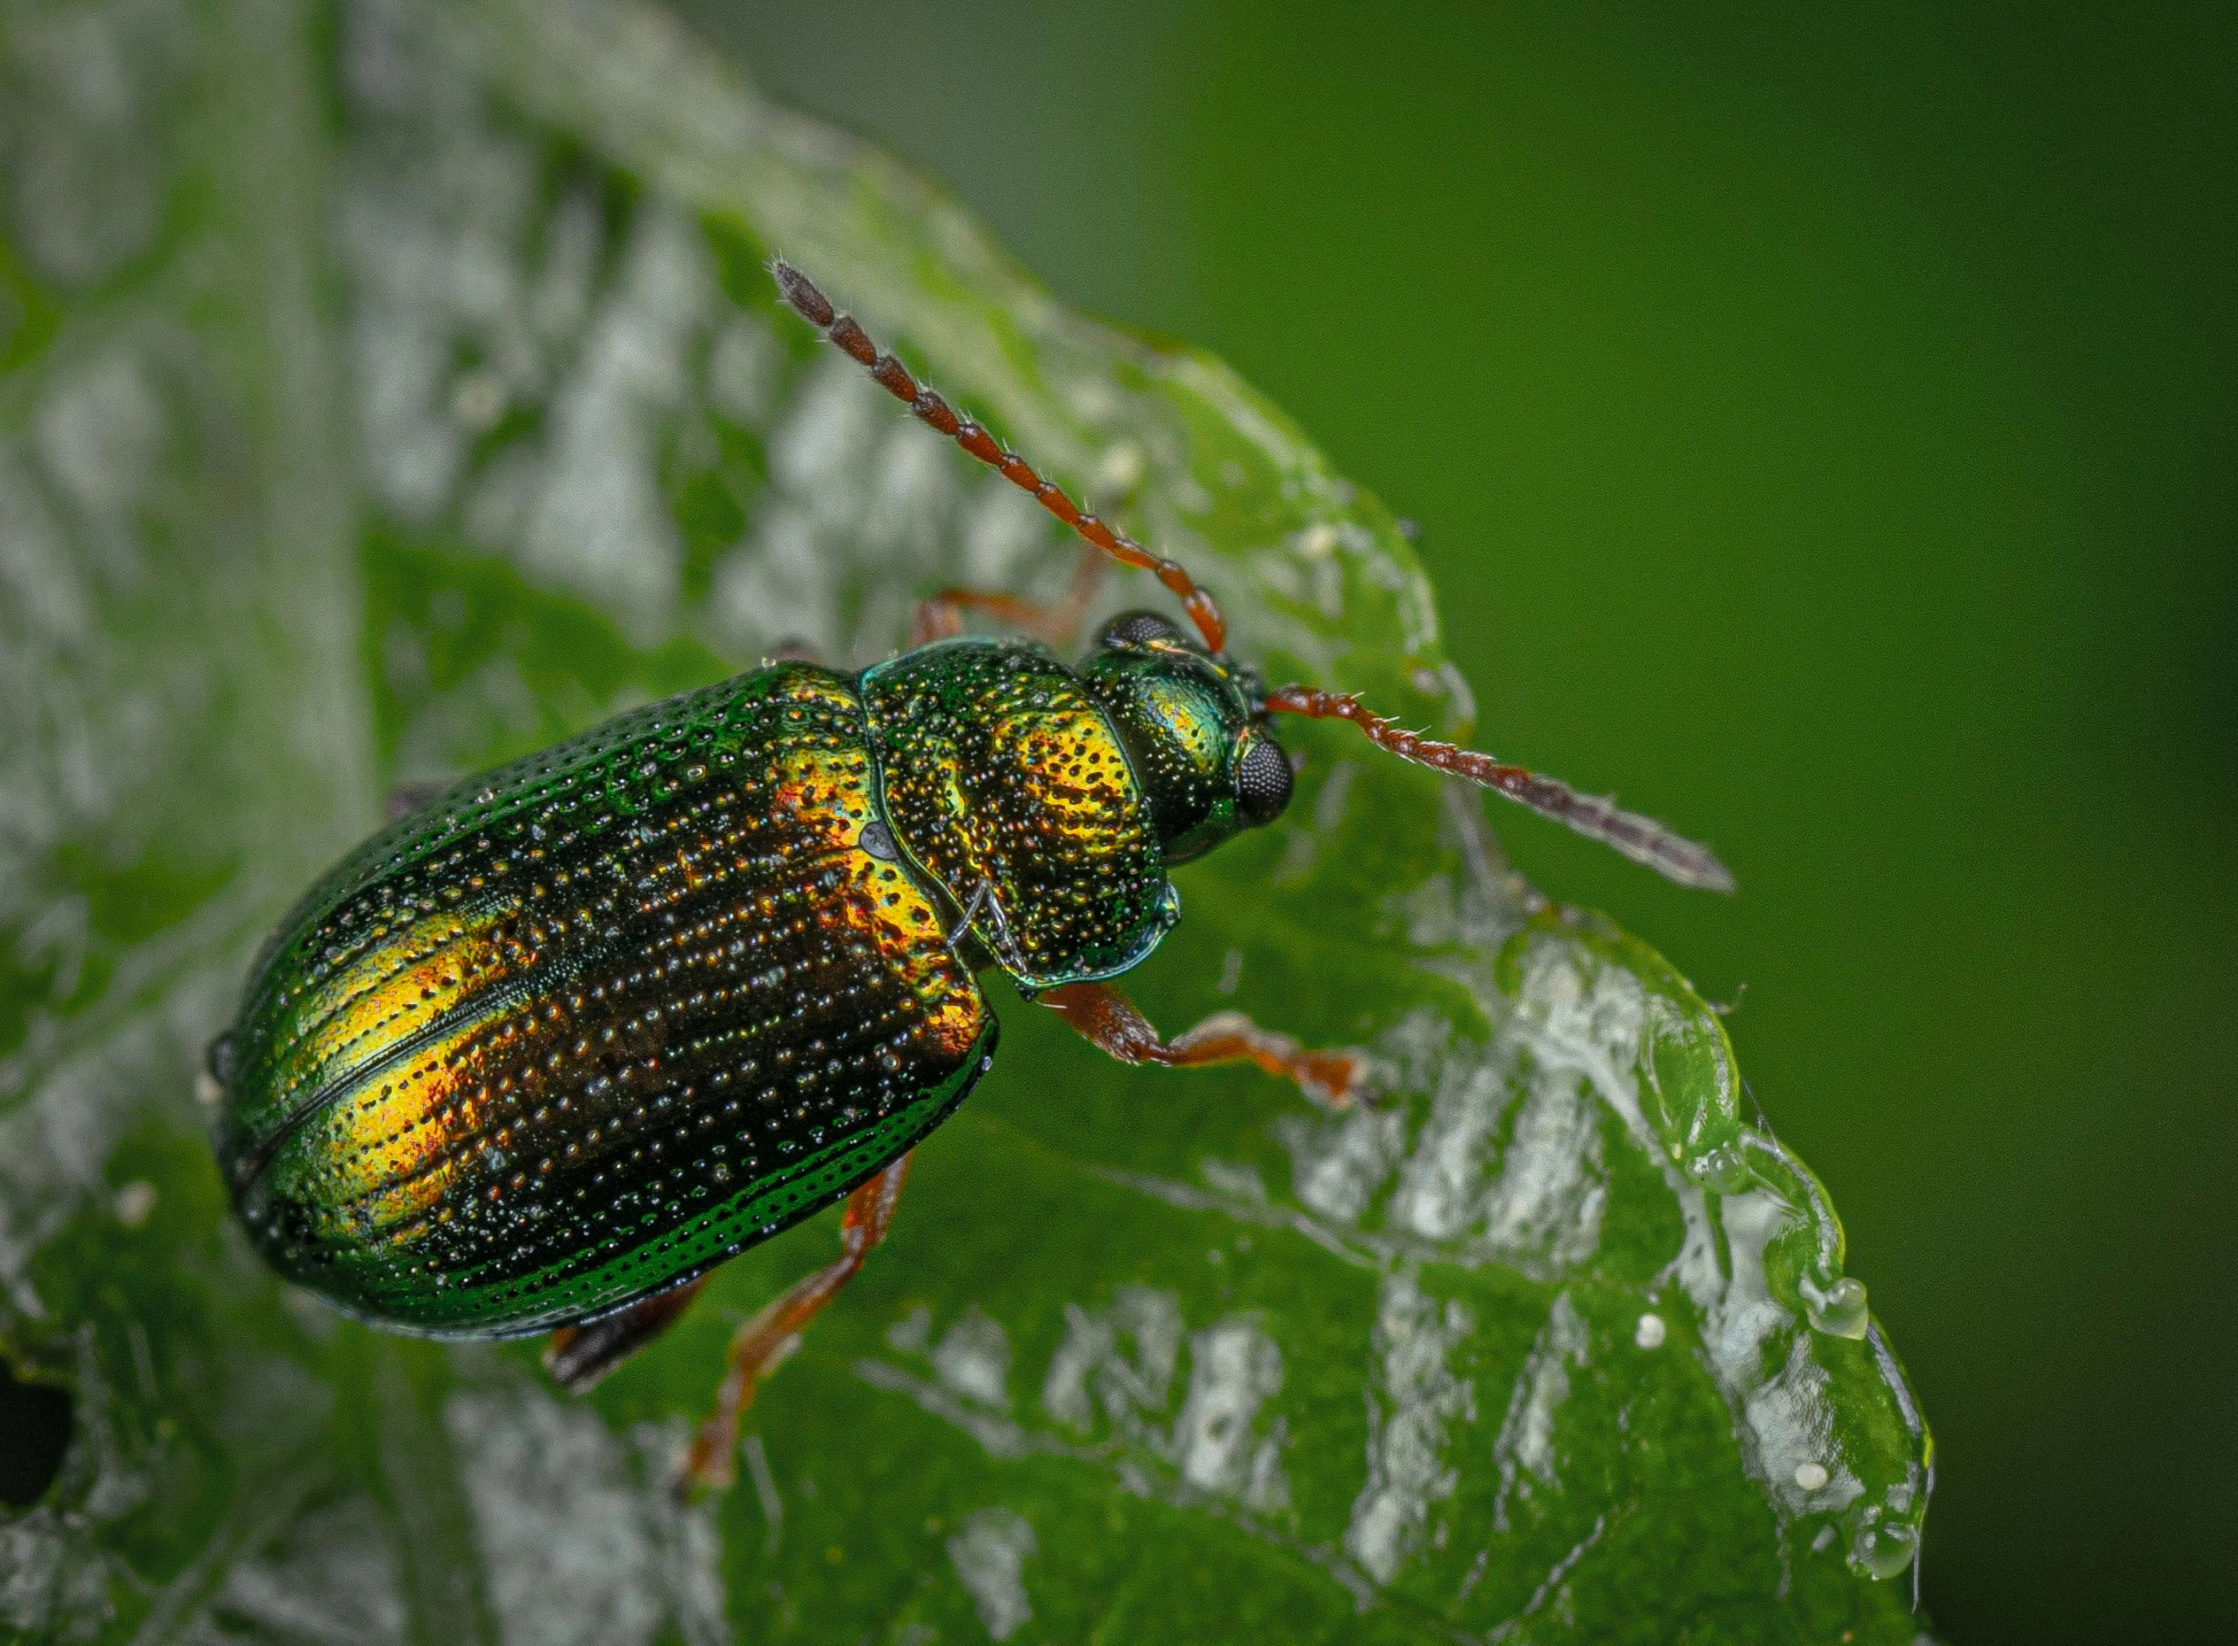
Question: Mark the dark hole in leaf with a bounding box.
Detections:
[0,1358,71,1506]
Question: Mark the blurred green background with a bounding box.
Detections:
[678,1,2236,1640]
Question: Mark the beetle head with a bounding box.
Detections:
[1080,610,1293,864]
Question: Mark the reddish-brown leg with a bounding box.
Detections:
[909,546,1105,649]
[680,1154,913,1493]
[1041,980,1369,1110]
[543,1273,712,1393]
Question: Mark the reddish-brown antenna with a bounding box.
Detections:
[769,260,1227,653]
[1263,684,1736,892]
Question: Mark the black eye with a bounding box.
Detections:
[1098,610,1184,649]
[1234,734,1293,827]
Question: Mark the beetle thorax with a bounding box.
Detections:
[859,639,1179,990]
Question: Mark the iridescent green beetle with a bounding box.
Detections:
[207,263,1731,1490]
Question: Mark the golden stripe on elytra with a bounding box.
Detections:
[257,907,522,1114]
[233,959,536,1193]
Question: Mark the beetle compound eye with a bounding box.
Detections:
[1098,610,1185,650]
[1234,734,1294,827]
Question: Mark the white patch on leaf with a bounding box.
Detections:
[1493,1291,1590,1531]
[931,1305,1013,1411]
[1174,1318,1290,1513]
[1346,1269,1477,1583]
[444,1384,724,1646]
[945,1507,1036,1641]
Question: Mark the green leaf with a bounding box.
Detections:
[0,1,1933,1641]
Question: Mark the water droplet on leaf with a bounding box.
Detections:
[1802,1275,1870,1339]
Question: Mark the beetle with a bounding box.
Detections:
[205,261,1732,1490]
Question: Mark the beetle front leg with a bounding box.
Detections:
[908,545,1104,648]
[679,1153,913,1494]
[1040,980,1369,1110]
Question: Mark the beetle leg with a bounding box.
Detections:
[679,1153,913,1494]
[383,778,451,822]
[908,545,1104,649]
[543,1273,712,1394]
[1040,980,1370,1110]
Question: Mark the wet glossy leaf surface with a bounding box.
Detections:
[0,2,1932,1640]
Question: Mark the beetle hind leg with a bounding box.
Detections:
[679,1153,913,1494]
[1041,979,1371,1110]
[383,778,451,822]
[543,1273,712,1394]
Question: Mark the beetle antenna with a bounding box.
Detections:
[1262,683,1735,892]
[768,259,1228,653]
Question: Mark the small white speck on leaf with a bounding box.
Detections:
[1634,1313,1666,1350]
[1795,1461,1831,1492]
[450,369,505,430]
[114,1180,156,1227]
[1095,441,1144,495]
[1215,948,1243,995]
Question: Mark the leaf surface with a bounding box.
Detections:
[0,2,1931,1641]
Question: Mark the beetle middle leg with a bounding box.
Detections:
[1040,980,1369,1110]
[543,1273,712,1393]
[909,544,1104,648]
[679,1152,913,1493]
